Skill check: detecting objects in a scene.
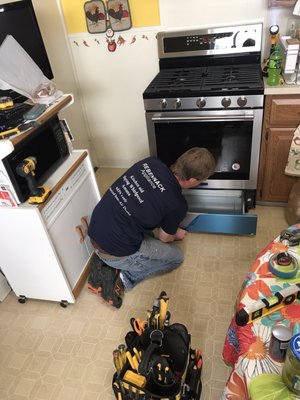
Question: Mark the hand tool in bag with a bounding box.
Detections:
[133,347,141,363]
[151,293,164,329]
[113,349,123,375]
[112,380,123,400]
[159,292,169,329]
[189,365,202,397]
[164,311,171,327]
[126,350,139,371]
[153,313,160,329]
[130,317,147,336]
[195,350,203,369]
[123,370,146,388]
[235,283,300,326]
[118,344,127,365]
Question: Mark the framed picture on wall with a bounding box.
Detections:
[84,0,107,34]
[268,0,296,7]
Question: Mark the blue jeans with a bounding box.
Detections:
[95,235,184,289]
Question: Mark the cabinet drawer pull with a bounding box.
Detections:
[81,216,89,235]
[75,226,84,243]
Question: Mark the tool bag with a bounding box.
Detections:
[112,292,202,400]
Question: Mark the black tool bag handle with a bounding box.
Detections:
[138,329,163,376]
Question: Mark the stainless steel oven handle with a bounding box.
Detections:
[152,114,254,121]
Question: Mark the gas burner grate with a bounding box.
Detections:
[202,64,262,91]
[146,67,207,91]
[144,64,263,96]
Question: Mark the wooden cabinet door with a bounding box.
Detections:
[261,128,297,202]
[269,97,300,127]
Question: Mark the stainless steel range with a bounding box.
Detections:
[143,23,264,235]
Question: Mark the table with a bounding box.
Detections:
[222,224,300,399]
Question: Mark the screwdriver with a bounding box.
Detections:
[118,344,127,366]
[113,349,122,375]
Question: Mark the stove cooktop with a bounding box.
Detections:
[143,64,263,99]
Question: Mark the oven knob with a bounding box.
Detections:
[237,96,247,107]
[221,97,231,108]
[196,98,206,108]
[174,98,181,109]
[160,99,168,109]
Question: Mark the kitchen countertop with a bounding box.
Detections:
[264,77,300,95]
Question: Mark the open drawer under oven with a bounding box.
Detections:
[181,189,257,235]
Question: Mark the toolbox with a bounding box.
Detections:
[111,292,202,400]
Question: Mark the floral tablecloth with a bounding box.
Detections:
[222,224,300,400]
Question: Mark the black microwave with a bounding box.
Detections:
[2,115,69,203]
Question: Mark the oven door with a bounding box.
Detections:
[145,109,262,235]
[146,109,263,190]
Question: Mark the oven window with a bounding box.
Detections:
[154,120,253,180]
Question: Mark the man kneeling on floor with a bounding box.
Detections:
[87,147,215,308]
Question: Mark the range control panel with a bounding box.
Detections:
[157,23,262,58]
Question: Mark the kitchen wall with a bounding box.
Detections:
[59,0,268,167]
[1,0,298,167]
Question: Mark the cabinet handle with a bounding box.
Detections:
[265,128,269,141]
[81,217,89,235]
[75,226,84,243]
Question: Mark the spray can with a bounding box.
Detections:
[267,45,282,86]
[282,333,300,394]
[269,324,292,362]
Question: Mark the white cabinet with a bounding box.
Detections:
[0,150,100,305]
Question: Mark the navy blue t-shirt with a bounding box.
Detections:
[88,157,187,256]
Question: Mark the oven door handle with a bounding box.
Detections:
[152,114,254,121]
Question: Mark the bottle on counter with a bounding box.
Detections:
[267,45,282,86]
[282,333,300,395]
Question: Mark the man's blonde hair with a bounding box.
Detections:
[170,147,215,181]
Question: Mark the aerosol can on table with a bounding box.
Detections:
[282,333,300,394]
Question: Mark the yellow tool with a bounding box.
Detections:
[154,313,160,329]
[118,344,127,365]
[0,96,13,109]
[123,370,146,388]
[157,362,162,381]
[126,351,138,371]
[159,293,169,329]
[113,349,122,375]
[236,283,300,326]
[0,127,19,139]
[133,347,141,363]
[15,156,51,204]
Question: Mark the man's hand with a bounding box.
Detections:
[158,227,187,242]
[174,227,187,240]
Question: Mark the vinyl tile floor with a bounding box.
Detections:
[0,167,290,400]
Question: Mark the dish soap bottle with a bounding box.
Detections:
[267,45,282,86]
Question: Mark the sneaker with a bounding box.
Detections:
[88,254,124,308]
